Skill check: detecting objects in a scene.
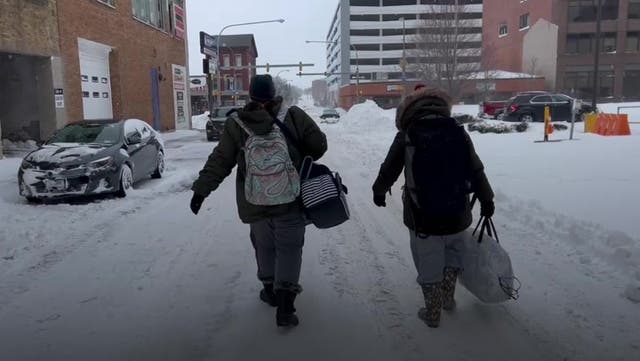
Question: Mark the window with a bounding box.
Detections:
[630,0,640,19]
[499,23,508,37]
[383,0,417,5]
[350,14,380,21]
[568,0,619,22]
[627,32,640,52]
[235,54,242,67]
[382,43,417,50]
[223,55,230,67]
[519,13,530,30]
[350,0,378,5]
[235,76,243,91]
[566,33,593,54]
[351,58,379,65]
[564,70,592,97]
[531,95,552,103]
[354,44,381,51]
[623,65,640,97]
[97,0,115,6]
[601,33,617,53]
[382,28,418,36]
[132,0,169,31]
[350,29,380,36]
[598,71,615,97]
[382,14,416,21]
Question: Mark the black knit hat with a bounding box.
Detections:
[249,74,276,102]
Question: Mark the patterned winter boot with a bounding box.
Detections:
[259,283,277,307]
[418,283,443,328]
[442,267,460,311]
[276,290,299,327]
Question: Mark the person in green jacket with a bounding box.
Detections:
[372,87,495,328]
[190,74,327,327]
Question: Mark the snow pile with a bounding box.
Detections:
[468,121,528,134]
[339,100,396,133]
[191,111,210,130]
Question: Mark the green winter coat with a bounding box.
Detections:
[191,101,327,224]
[372,88,494,235]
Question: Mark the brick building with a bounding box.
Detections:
[0,0,189,147]
[0,0,63,143]
[213,34,258,107]
[484,0,640,101]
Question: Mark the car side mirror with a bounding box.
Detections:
[127,133,142,145]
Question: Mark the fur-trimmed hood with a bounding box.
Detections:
[395,87,453,130]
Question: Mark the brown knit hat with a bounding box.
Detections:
[395,87,453,130]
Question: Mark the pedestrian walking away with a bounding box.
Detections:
[372,87,495,328]
[190,74,328,327]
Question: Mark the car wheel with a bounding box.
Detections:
[520,113,535,123]
[151,151,165,179]
[116,164,133,198]
[26,197,40,204]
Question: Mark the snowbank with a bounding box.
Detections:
[338,100,396,133]
[1,139,38,153]
[191,111,209,130]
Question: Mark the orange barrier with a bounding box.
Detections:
[584,113,598,133]
[595,113,631,136]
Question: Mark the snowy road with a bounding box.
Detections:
[1,103,639,360]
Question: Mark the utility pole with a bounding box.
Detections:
[592,0,602,110]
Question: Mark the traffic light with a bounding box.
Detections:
[299,61,303,73]
[266,63,270,73]
[203,58,209,74]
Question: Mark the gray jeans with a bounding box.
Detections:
[250,210,306,292]
[410,230,465,285]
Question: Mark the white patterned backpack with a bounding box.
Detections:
[233,114,300,206]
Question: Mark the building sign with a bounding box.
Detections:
[54,88,65,108]
[172,64,188,130]
[173,66,186,91]
[173,4,185,40]
[386,85,404,92]
[199,31,217,57]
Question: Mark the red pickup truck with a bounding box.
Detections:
[478,100,508,119]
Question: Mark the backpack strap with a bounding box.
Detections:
[232,113,254,136]
[269,108,306,156]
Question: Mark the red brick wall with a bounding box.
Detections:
[219,48,256,91]
[56,0,186,131]
[483,0,555,73]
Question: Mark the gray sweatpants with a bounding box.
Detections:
[410,230,465,286]
[250,210,306,293]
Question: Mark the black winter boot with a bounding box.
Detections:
[276,290,299,327]
[418,283,443,328]
[260,283,277,307]
[442,267,460,311]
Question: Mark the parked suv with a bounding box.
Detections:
[206,106,235,141]
[503,93,594,122]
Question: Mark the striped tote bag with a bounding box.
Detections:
[299,156,350,229]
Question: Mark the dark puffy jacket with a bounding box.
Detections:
[192,100,327,224]
[372,88,494,235]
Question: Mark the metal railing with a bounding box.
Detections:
[617,105,640,124]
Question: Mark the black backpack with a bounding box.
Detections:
[404,117,472,220]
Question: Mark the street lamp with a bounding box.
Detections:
[306,40,360,105]
[276,69,290,78]
[400,16,407,98]
[216,19,285,106]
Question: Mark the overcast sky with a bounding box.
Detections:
[186,0,338,89]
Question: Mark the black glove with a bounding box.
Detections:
[480,201,495,218]
[190,193,205,215]
[373,193,386,207]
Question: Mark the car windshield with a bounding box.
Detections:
[323,109,337,114]
[213,107,235,118]
[47,123,121,145]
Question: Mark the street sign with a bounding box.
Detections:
[199,31,217,57]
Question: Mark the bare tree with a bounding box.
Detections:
[410,2,481,95]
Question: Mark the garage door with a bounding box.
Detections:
[78,39,113,120]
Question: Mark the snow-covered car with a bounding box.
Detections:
[18,119,164,202]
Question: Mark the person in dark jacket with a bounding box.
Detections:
[372,87,494,328]
[190,74,327,327]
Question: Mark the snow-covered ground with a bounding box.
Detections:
[0,97,639,361]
